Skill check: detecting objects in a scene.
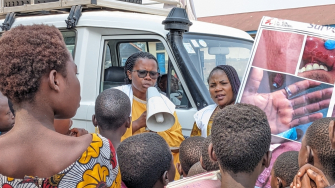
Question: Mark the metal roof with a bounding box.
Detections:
[198,4,335,31]
[0,11,253,41]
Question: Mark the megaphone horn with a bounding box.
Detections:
[146,87,175,132]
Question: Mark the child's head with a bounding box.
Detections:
[0,93,14,133]
[210,104,271,176]
[188,161,207,177]
[271,151,299,188]
[200,135,219,171]
[0,25,80,119]
[93,89,131,134]
[177,136,205,176]
[299,117,335,182]
[117,133,175,188]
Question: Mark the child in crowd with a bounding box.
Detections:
[271,151,299,188]
[0,24,118,187]
[187,161,207,177]
[0,93,14,135]
[117,133,175,188]
[92,89,131,188]
[200,135,219,171]
[209,103,272,188]
[92,88,131,149]
[297,118,335,185]
[177,136,205,177]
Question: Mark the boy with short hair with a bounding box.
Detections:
[298,117,335,185]
[200,135,219,171]
[177,136,205,177]
[209,103,272,188]
[0,93,14,135]
[270,151,299,188]
[117,133,175,188]
[92,88,131,149]
[92,88,131,188]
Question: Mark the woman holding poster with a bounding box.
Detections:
[191,65,240,137]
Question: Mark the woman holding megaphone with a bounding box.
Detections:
[115,51,184,179]
[191,65,240,137]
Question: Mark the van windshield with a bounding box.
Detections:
[182,34,253,87]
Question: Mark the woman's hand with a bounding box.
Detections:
[291,164,330,188]
[241,68,332,134]
[132,111,147,134]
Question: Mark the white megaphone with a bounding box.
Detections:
[146,87,175,132]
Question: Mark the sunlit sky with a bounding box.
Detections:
[193,0,335,17]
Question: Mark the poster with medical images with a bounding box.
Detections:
[236,16,335,142]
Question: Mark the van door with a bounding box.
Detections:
[91,35,198,136]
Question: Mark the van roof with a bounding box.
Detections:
[0,11,253,41]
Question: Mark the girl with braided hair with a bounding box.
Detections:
[115,51,184,180]
[191,65,240,137]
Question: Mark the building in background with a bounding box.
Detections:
[198,4,335,38]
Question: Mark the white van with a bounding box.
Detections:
[0,0,253,135]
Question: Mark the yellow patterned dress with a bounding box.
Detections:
[191,106,220,137]
[0,134,121,188]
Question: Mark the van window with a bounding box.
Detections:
[0,31,76,58]
[182,34,253,87]
[61,31,76,58]
[101,39,190,108]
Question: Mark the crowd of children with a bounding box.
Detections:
[1,24,335,188]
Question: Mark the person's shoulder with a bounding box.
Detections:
[195,104,217,117]
[114,84,131,91]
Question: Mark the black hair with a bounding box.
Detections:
[188,161,207,177]
[117,133,172,188]
[158,74,168,85]
[7,99,14,116]
[211,103,271,174]
[179,136,205,175]
[201,135,219,171]
[207,65,240,100]
[95,89,131,130]
[305,117,335,180]
[124,51,159,84]
[0,25,69,104]
[273,151,299,185]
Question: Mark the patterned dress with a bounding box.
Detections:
[0,133,121,188]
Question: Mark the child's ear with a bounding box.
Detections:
[92,114,98,127]
[200,156,206,170]
[126,117,131,128]
[276,177,283,188]
[176,163,183,177]
[208,143,217,162]
[48,70,61,92]
[161,171,169,186]
[329,120,335,149]
[306,146,314,165]
[262,151,272,168]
